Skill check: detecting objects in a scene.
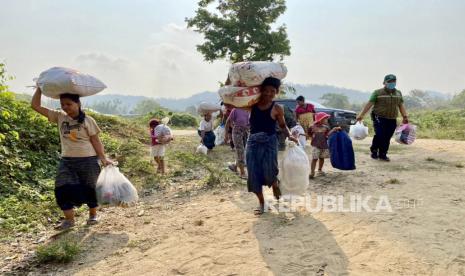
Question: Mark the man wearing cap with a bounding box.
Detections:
[356,74,409,161]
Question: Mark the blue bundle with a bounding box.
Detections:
[328,131,356,170]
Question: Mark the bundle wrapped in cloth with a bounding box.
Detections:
[218,86,261,108]
[228,61,287,87]
[36,67,106,99]
[219,61,287,108]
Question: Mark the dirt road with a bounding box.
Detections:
[5,134,465,275]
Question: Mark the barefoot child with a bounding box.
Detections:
[149,118,172,174]
[308,112,341,179]
[31,88,113,230]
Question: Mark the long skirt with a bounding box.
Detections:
[246,132,278,194]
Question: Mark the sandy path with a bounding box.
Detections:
[16,135,465,275]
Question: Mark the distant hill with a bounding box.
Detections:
[289,84,371,103]
[70,85,450,113]
[156,91,220,111]
[81,94,149,111]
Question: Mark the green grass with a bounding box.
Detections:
[36,237,81,263]
[363,109,465,141]
[0,93,154,237]
[386,178,401,184]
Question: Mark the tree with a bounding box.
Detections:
[88,99,128,115]
[186,0,291,63]
[451,89,465,109]
[132,99,162,115]
[319,93,350,109]
[0,62,14,93]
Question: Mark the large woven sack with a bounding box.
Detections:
[218,86,261,108]
[228,61,287,87]
[36,67,106,99]
[198,102,221,115]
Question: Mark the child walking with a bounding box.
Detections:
[31,87,113,230]
[308,112,341,179]
[149,118,172,174]
[198,113,216,151]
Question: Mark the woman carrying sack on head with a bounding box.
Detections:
[246,77,298,215]
[31,87,113,230]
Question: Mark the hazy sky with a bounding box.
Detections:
[1,0,464,98]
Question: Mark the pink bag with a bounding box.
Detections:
[394,124,417,145]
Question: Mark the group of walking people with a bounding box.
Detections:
[30,72,408,226]
[195,74,409,215]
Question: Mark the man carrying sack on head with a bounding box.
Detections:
[356,74,409,162]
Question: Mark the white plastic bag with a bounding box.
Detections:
[395,123,417,145]
[36,67,106,99]
[228,61,287,87]
[279,141,310,196]
[96,165,138,207]
[218,86,261,108]
[154,124,172,144]
[291,124,306,149]
[196,144,208,155]
[214,126,225,146]
[349,122,369,140]
[198,102,221,115]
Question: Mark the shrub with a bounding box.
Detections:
[170,113,198,128]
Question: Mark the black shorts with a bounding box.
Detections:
[55,156,100,210]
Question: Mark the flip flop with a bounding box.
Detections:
[54,220,75,230]
[254,206,265,216]
[86,215,99,226]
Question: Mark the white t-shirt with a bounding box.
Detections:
[48,110,101,157]
[199,119,213,132]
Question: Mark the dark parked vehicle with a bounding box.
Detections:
[273,98,357,150]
